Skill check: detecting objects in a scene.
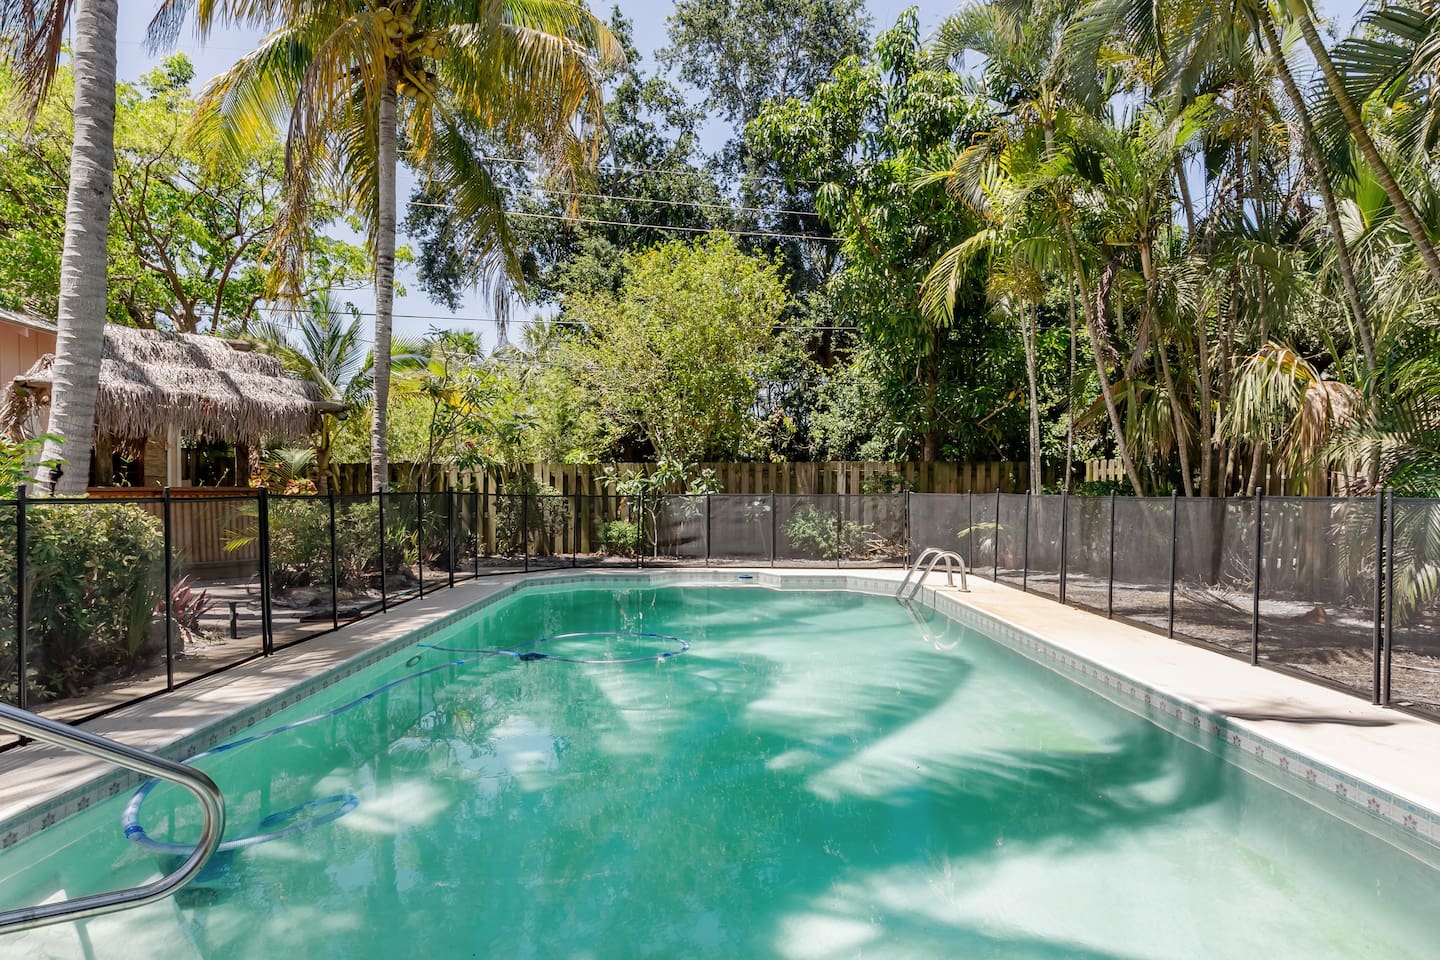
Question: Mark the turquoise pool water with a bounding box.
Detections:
[1,583,1437,959]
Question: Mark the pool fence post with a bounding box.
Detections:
[447,487,457,586]
[416,488,425,598]
[835,495,842,569]
[1106,491,1116,619]
[525,489,533,573]
[705,493,712,566]
[257,487,273,655]
[1021,492,1031,592]
[904,491,913,567]
[966,491,973,570]
[162,486,174,689]
[770,492,777,567]
[993,487,1001,581]
[378,488,388,612]
[1059,488,1069,604]
[1167,490,1178,638]
[1372,488,1385,704]
[473,490,480,578]
[1383,488,1395,706]
[15,484,28,711]
[1251,486,1263,665]
[328,488,339,631]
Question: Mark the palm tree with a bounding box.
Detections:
[1284,0,1440,289]
[919,149,1058,494]
[2,0,119,494]
[150,0,620,492]
[928,0,1150,495]
[251,295,375,494]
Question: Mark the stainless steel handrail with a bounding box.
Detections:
[0,703,226,934]
[896,547,968,601]
[896,547,943,598]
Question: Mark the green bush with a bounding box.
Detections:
[494,480,570,556]
[0,502,165,701]
[600,520,641,556]
[782,504,871,560]
[260,499,405,591]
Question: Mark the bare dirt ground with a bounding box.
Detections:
[1009,570,1440,713]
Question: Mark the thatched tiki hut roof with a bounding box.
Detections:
[1,324,339,444]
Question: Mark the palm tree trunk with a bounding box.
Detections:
[370,73,398,494]
[1139,241,1194,496]
[1197,289,1214,497]
[1023,302,1042,492]
[1259,11,1376,373]
[1060,216,1145,495]
[1290,5,1440,290]
[36,0,118,496]
[1064,282,1076,491]
[1175,158,1197,237]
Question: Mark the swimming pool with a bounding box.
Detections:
[2,580,1437,958]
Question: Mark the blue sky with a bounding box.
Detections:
[115,0,1372,346]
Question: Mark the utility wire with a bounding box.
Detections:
[258,305,861,333]
[535,187,821,219]
[473,152,824,189]
[409,200,838,243]
[254,312,858,338]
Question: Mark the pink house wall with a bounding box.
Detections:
[0,319,55,396]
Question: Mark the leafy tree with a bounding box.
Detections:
[407,9,724,308]
[661,0,868,293]
[0,56,368,331]
[751,11,1020,462]
[661,0,870,133]
[558,234,791,462]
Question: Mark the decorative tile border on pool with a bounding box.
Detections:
[5,567,1439,866]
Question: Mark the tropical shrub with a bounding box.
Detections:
[167,575,214,634]
[229,498,403,593]
[600,520,641,556]
[494,480,570,556]
[783,504,870,560]
[0,503,165,701]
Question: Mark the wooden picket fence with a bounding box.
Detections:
[328,460,1048,496]
[1083,458,1346,496]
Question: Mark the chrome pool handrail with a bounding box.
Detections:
[0,703,226,934]
[896,547,968,601]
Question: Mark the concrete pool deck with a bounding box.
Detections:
[3,566,1440,855]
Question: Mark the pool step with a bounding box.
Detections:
[0,893,204,959]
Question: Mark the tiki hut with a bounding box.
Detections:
[1,319,342,487]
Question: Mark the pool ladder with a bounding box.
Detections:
[0,702,226,934]
[896,547,968,602]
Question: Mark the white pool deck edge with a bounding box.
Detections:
[3,567,1440,859]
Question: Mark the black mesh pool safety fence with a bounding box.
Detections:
[0,486,1433,744]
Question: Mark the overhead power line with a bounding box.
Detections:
[539,187,821,219]
[408,200,838,243]
[473,152,824,189]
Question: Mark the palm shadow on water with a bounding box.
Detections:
[162,586,1230,959]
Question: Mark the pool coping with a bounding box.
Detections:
[2,567,1439,866]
